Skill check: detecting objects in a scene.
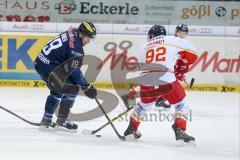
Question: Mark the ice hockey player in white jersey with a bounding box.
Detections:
[122,23,191,109]
[124,25,198,145]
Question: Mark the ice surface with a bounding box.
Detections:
[0,88,239,160]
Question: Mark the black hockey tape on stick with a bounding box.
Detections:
[189,78,195,89]
[183,78,195,89]
[0,106,40,126]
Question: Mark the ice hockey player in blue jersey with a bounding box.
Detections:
[34,22,97,133]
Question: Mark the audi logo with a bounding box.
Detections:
[30,24,45,30]
[199,28,213,33]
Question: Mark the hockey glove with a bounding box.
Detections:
[81,84,97,99]
[174,58,189,81]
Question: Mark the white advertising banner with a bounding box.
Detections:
[81,35,240,85]
[1,22,57,33]
[0,32,239,90]
[0,22,240,37]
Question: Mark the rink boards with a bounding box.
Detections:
[0,32,239,92]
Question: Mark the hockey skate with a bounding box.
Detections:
[155,97,171,110]
[124,121,142,140]
[54,119,78,133]
[172,124,195,146]
[39,118,55,131]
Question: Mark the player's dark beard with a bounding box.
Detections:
[79,37,85,46]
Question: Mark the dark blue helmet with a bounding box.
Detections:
[148,25,166,40]
[176,23,188,33]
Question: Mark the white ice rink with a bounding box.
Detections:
[0,88,239,160]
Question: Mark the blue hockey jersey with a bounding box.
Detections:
[34,27,88,87]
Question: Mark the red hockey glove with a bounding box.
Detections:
[174,58,189,81]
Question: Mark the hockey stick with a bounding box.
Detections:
[82,106,133,135]
[183,78,195,89]
[129,83,140,97]
[189,78,195,88]
[0,106,40,126]
[82,84,138,135]
[83,83,172,136]
[94,97,126,141]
